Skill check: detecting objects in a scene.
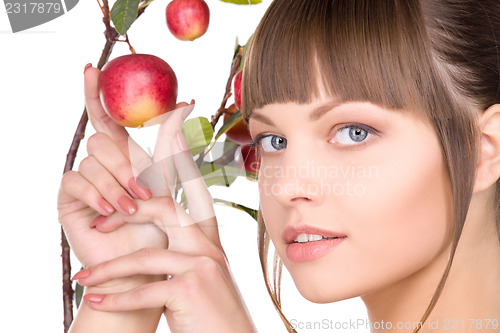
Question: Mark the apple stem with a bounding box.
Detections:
[125,34,136,54]
[111,34,137,54]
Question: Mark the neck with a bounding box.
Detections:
[361,193,500,333]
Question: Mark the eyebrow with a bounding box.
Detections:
[249,100,340,125]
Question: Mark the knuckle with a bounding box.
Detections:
[101,181,119,197]
[86,132,109,154]
[203,245,226,267]
[60,171,78,190]
[179,271,203,296]
[115,161,132,178]
[156,196,176,219]
[78,155,96,172]
[195,255,221,276]
[159,196,175,210]
[104,294,123,311]
[130,286,147,305]
[134,248,156,261]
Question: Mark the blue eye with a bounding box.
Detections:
[331,125,373,145]
[256,135,287,152]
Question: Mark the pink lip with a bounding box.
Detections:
[282,224,347,263]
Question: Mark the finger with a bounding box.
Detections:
[84,280,170,311]
[59,170,115,217]
[78,155,137,216]
[74,248,191,286]
[94,197,223,258]
[84,67,131,151]
[153,102,194,162]
[138,102,195,197]
[134,103,195,198]
[87,133,152,201]
[173,130,219,243]
[81,254,224,313]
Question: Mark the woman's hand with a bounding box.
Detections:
[57,65,194,332]
[58,66,192,270]
[72,128,256,333]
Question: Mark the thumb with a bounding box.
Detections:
[84,66,131,156]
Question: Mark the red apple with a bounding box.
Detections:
[238,144,261,178]
[224,103,253,146]
[99,54,178,128]
[166,0,210,41]
[233,70,242,109]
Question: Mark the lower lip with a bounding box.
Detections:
[286,237,345,263]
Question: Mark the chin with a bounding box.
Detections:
[286,264,366,304]
[294,280,359,304]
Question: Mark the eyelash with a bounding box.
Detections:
[250,123,379,152]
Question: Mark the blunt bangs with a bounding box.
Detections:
[241,0,452,122]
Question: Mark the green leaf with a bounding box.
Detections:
[199,162,244,187]
[179,164,241,203]
[234,35,253,71]
[219,0,261,4]
[182,117,214,156]
[75,281,84,308]
[214,110,243,141]
[110,0,141,36]
[213,198,258,220]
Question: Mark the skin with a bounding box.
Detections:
[248,97,500,332]
[60,68,499,332]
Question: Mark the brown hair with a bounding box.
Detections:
[241,0,500,332]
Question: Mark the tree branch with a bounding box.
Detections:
[210,47,243,129]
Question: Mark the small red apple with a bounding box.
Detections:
[224,104,253,146]
[233,70,242,109]
[166,0,210,41]
[238,144,261,178]
[99,54,178,128]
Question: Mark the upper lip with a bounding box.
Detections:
[282,224,347,244]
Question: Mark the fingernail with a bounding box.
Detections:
[190,99,195,105]
[128,177,152,201]
[84,294,105,303]
[98,198,115,215]
[175,130,188,152]
[117,195,137,215]
[72,269,91,281]
[84,63,92,74]
[90,216,107,229]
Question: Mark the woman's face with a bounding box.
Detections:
[248,99,453,303]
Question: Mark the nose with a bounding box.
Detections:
[260,144,327,206]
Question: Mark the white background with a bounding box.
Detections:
[0,1,368,332]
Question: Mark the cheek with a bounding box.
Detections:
[257,162,282,236]
[349,138,452,256]
[323,132,453,298]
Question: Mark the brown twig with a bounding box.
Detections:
[61,1,151,331]
[210,47,244,129]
